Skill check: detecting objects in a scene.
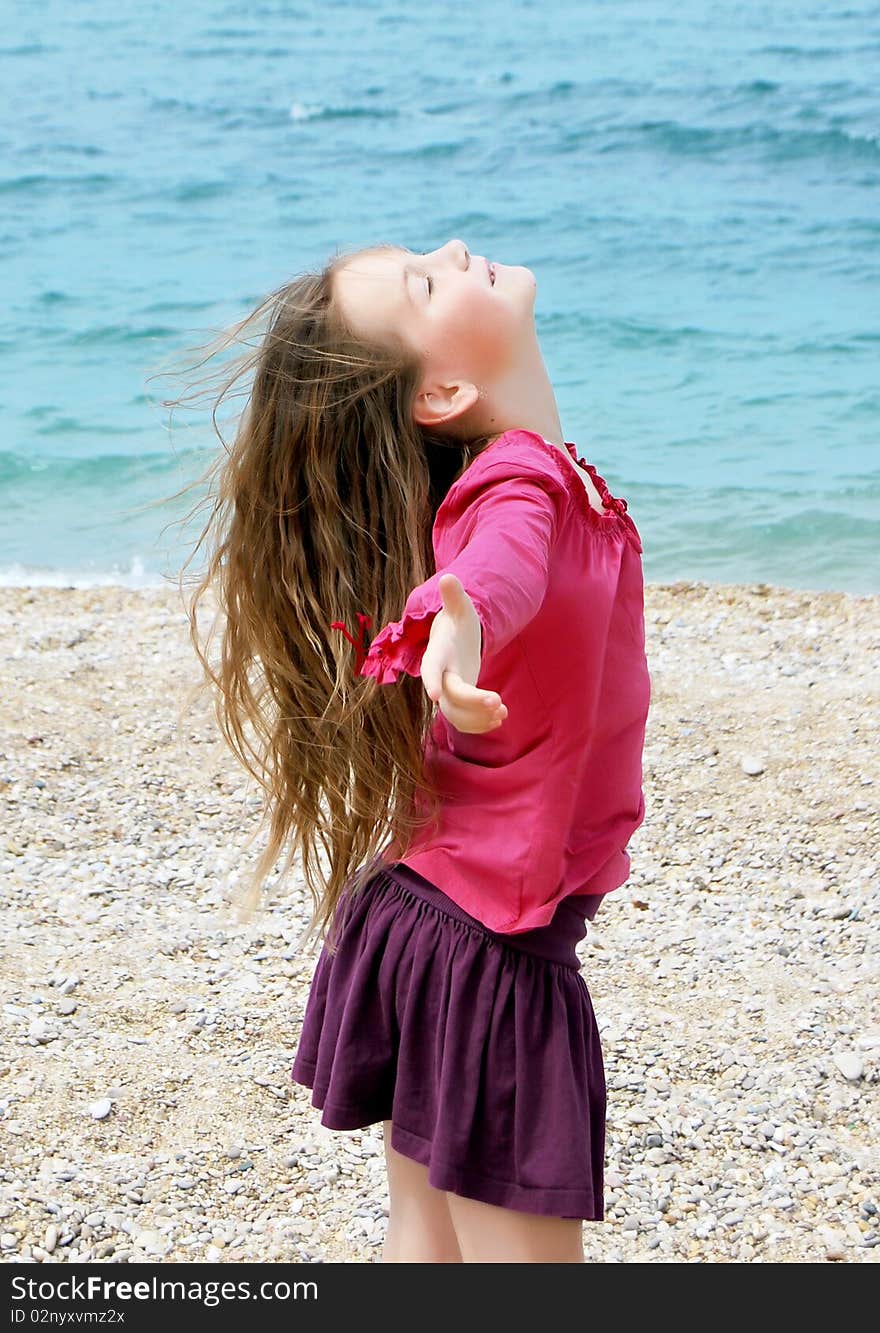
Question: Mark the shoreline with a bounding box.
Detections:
[0,573,878,600]
[1,581,878,1263]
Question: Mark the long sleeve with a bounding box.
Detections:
[360,459,569,685]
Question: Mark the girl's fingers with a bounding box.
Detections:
[443,671,496,705]
[440,671,507,733]
[438,572,463,600]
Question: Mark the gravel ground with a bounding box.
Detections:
[1,578,878,1264]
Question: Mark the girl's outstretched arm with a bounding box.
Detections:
[420,573,508,735]
[360,460,568,703]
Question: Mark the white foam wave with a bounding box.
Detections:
[0,555,170,589]
[289,101,324,121]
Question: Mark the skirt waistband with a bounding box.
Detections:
[379,861,596,969]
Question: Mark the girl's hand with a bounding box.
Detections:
[420,573,508,735]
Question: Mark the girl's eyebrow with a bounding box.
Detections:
[371,243,418,304]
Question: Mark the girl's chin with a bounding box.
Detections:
[500,263,537,294]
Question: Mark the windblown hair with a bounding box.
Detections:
[156,243,500,955]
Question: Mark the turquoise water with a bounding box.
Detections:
[2,0,878,592]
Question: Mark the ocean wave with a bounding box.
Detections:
[289,101,399,122]
[0,556,167,589]
[0,172,116,194]
[0,449,210,484]
[586,120,880,165]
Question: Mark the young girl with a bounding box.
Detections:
[173,238,650,1264]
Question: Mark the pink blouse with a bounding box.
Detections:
[359,427,651,935]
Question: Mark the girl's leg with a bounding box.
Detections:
[444,1192,585,1263]
[380,1122,463,1263]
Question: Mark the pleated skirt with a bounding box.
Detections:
[290,860,607,1220]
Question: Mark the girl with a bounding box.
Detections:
[172,237,651,1264]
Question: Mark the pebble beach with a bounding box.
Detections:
[1,578,878,1265]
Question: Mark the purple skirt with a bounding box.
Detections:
[290,861,606,1221]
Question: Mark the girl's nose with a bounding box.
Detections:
[438,238,469,268]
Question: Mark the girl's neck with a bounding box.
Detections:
[474,341,566,447]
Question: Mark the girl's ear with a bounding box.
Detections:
[412,379,480,430]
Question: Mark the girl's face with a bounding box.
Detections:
[332,239,537,428]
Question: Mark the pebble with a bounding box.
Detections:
[819,1228,847,1261]
[28,1020,58,1045]
[134,1229,171,1257]
[88,1099,113,1120]
[833,1051,864,1082]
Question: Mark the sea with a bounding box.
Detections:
[2,0,878,593]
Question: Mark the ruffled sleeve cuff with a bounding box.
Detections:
[359,589,443,685]
[359,577,489,685]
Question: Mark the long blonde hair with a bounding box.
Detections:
[155,243,499,954]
